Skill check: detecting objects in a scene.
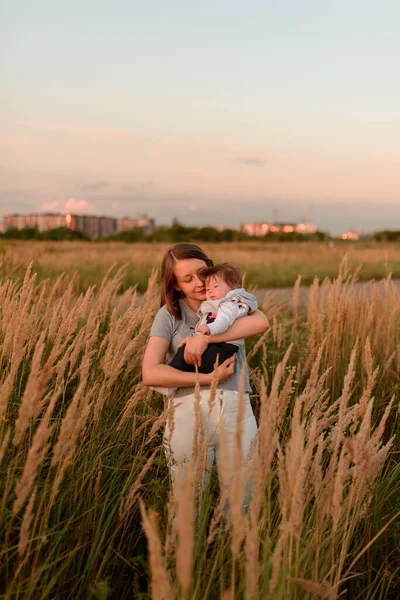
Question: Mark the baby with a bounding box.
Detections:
[169,263,258,373]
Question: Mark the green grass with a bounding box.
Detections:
[1,240,400,293]
[2,257,400,295]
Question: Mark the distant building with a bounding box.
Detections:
[341,228,363,241]
[241,222,269,236]
[294,222,318,234]
[2,212,155,238]
[83,215,100,238]
[4,213,71,232]
[240,221,318,236]
[98,216,117,237]
[30,213,67,231]
[66,214,85,235]
[4,214,29,230]
[116,215,156,234]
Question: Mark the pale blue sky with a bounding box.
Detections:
[1,0,399,233]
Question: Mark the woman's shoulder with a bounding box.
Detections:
[149,304,176,340]
[153,303,175,323]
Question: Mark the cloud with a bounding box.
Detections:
[23,120,124,137]
[234,158,266,166]
[66,180,153,198]
[80,181,109,192]
[39,198,96,214]
[0,187,35,200]
[120,181,153,194]
[64,198,96,213]
[40,201,62,212]
[0,200,31,213]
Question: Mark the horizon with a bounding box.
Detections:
[1,1,399,235]
[0,198,398,236]
[1,206,397,237]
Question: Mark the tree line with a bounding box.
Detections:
[0,222,328,242]
[2,222,398,242]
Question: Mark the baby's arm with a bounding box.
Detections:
[206,301,249,336]
[196,324,211,335]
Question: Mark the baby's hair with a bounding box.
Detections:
[198,263,242,289]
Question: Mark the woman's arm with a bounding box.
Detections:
[142,336,235,387]
[180,309,269,366]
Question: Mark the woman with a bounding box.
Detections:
[142,243,269,509]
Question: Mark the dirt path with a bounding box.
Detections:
[253,279,400,309]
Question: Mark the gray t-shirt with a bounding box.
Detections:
[149,299,251,395]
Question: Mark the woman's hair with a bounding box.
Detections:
[198,263,242,289]
[160,242,213,319]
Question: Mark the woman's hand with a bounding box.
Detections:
[212,354,236,383]
[178,334,209,367]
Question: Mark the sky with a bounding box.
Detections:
[1,0,399,234]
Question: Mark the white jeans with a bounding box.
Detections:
[163,388,258,510]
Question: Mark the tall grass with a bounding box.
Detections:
[1,240,400,292]
[0,260,399,598]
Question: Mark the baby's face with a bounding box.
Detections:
[205,274,233,300]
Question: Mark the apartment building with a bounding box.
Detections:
[241,221,318,236]
[98,216,118,237]
[116,215,155,234]
[2,213,155,238]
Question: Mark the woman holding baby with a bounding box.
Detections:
[142,242,269,511]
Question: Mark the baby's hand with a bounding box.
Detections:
[195,324,211,336]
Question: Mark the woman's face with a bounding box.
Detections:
[174,258,207,303]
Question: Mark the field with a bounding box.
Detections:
[1,240,400,292]
[1,242,400,599]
